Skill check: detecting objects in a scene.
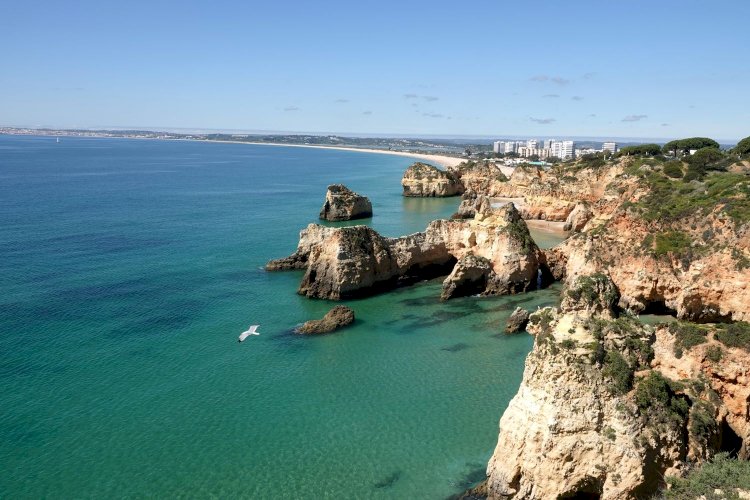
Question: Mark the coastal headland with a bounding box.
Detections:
[270,144,750,499]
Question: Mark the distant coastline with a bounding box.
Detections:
[0,127,466,168]
[226,141,465,168]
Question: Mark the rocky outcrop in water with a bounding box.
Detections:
[504,307,530,334]
[401,162,463,197]
[440,254,494,300]
[319,184,372,221]
[267,204,545,300]
[296,305,355,334]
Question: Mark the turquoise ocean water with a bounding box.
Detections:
[0,136,565,498]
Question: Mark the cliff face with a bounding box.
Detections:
[319,184,372,221]
[401,162,464,197]
[493,159,750,323]
[448,161,508,195]
[485,274,746,499]
[554,210,750,323]
[489,164,622,222]
[651,322,750,460]
[267,204,544,300]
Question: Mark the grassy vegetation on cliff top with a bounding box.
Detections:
[632,169,750,224]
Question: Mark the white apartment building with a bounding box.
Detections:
[602,141,618,153]
[560,140,575,159]
[493,141,503,153]
[526,139,538,149]
[504,141,516,154]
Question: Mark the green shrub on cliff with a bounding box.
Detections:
[662,160,684,178]
[714,322,750,351]
[635,371,690,427]
[668,321,708,358]
[565,273,618,307]
[652,231,692,259]
[603,351,633,395]
[664,452,750,499]
[635,170,750,224]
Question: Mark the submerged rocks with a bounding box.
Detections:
[296,305,355,334]
[504,307,530,333]
[401,162,463,197]
[319,184,372,221]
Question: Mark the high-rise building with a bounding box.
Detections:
[504,141,516,154]
[527,139,538,149]
[602,141,618,153]
[560,141,575,159]
[543,139,556,149]
[493,141,503,153]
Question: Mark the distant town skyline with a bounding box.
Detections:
[2,0,749,141]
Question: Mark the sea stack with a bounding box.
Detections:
[401,162,463,197]
[319,184,373,221]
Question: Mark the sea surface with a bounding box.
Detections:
[0,136,566,498]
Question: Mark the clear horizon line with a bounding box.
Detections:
[0,124,741,144]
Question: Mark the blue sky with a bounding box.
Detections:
[2,0,749,141]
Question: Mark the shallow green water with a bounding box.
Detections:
[0,136,565,498]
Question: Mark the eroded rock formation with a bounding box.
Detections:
[319,184,372,221]
[452,192,493,220]
[563,201,593,232]
[267,204,545,300]
[448,161,508,195]
[484,274,747,499]
[296,305,355,334]
[440,254,493,300]
[401,162,463,197]
[490,164,622,222]
[492,158,750,323]
[504,307,530,334]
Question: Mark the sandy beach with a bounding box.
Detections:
[242,142,465,168]
[525,218,568,233]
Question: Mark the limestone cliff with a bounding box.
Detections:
[401,162,463,197]
[319,184,372,221]
[492,158,750,322]
[563,201,593,232]
[267,204,545,300]
[484,274,745,499]
[489,163,622,222]
[448,160,508,195]
[452,192,493,220]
